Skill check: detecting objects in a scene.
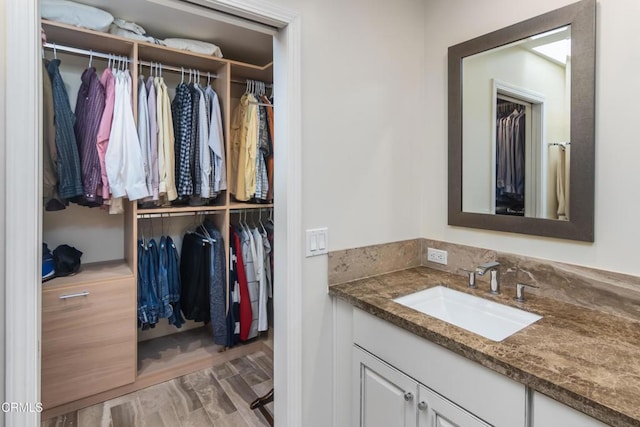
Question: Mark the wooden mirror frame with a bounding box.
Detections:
[448,0,595,241]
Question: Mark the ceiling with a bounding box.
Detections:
[71,0,273,65]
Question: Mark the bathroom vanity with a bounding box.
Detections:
[330,267,638,427]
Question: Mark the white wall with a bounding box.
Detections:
[268,0,427,425]
[423,0,640,277]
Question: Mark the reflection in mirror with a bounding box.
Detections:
[462,26,571,220]
[448,0,595,242]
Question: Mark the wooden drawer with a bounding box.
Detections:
[42,277,136,409]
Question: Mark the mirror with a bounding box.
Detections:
[448,0,595,241]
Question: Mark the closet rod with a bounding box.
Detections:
[137,211,223,219]
[43,42,220,78]
[229,207,273,213]
[231,79,273,88]
[548,142,571,146]
[43,42,131,62]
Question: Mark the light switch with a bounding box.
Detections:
[306,227,329,257]
[317,232,326,250]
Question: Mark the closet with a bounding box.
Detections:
[40,16,275,418]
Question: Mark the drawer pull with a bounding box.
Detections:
[59,291,90,300]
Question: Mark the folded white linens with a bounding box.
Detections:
[109,19,165,45]
[163,38,224,58]
[41,0,114,32]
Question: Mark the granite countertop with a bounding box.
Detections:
[329,266,640,427]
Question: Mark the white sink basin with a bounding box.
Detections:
[393,286,542,342]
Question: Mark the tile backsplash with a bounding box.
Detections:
[329,238,640,322]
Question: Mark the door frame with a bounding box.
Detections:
[2,1,302,426]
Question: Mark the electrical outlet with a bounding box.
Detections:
[427,247,448,265]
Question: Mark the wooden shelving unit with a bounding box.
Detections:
[40,18,275,417]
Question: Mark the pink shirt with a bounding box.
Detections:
[96,68,115,200]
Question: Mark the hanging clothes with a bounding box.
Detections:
[157,76,178,202]
[105,70,150,201]
[189,83,203,203]
[495,103,526,215]
[47,59,83,200]
[137,234,184,330]
[262,95,274,203]
[180,231,211,322]
[231,226,253,341]
[172,82,194,200]
[239,224,259,340]
[42,60,65,211]
[195,84,211,201]
[230,93,258,201]
[251,226,268,331]
[227,229,241,346]
[74,66,105,206]
[165,236,185,328]
[137,75,153,199]
[138,238,159,329]
[96,67,115,203]
[199,220,227,345]
[206,86,227,195]
[254,103,269,202]
[146,77,160,202]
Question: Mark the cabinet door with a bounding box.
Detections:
[353,346,417,427]
[42,278,136,409]
[532,392,608,427]
[418,385,491,427]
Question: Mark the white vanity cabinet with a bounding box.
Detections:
[532,392,609,427]
[418,385,491,427]
[353,346,418,427]
[353,345,491,427]
[352,308,526,427]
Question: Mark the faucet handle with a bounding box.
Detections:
[514,283,539,303]
[461,269,476,289]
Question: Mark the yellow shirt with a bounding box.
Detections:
[230,93,258,201]
[160,78,177,201]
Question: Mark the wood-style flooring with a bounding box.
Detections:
[42,350,274,427]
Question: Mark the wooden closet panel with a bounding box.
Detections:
[41,278,136,409]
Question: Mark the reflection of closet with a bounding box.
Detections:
[495,98,527,216]
[40,18,274,417]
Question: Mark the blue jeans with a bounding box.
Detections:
[138,239,159,327]
[166,236,185,328]
[157,237,173,320]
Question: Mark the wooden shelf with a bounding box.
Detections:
[42,20,134,56]
[137,326,271,380]
[230,61,273,83]
[137,42,228,74]
[229,203,274,210]
[42,260,133,289]
[42,19,271,76]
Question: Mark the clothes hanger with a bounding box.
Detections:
[181,67,184,84]
[258,209,267,234]
[88,49,93,69]
[207,72,211,87]
[267,208,274,226]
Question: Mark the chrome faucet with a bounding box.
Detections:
[476,261,500,295]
